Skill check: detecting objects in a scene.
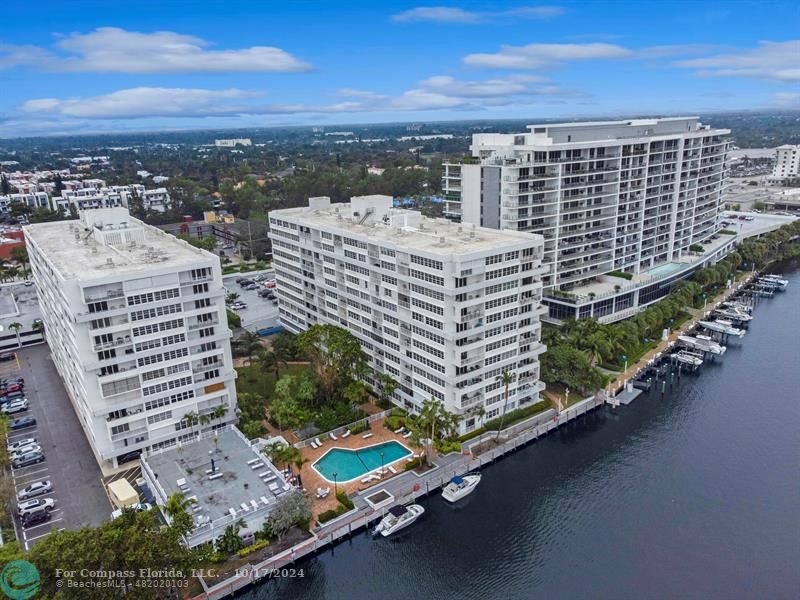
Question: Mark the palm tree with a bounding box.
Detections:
[182,411,200,438]
[494,371,514,442]
[164,491,197,536]
[255,348,284,380]
[234,331,262,365]
[8,322,22,348]
[31,320,45,342]
[225,292,240,304]
[212,404,228,426]
[216,518,247,555]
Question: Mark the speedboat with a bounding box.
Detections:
[442,473,482,503]
[713,308,752,322]
[373,504,425,537]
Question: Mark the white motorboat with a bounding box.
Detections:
[713,308,752,322]
[442,473,482,503]
[699,320,746,338]
[721,300,751,314]
[677,335,726,356]
[759,275,788,288]
[373,504,425,537]
[672,350,703,367]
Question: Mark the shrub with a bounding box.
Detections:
[404,456,425,471]
[434,439,462,455]
[226,309,241,328]
[689,244,705,253]
[318,509,339,523]
[337,492,354,510]
[482,400,551,432]
[237,539,270,558]
[607,270,633,280]
[384,415,406,431]
[348,421,368,435]
[720,229,737,235]
[390,407,407,417]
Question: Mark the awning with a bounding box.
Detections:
[450,476,464,485]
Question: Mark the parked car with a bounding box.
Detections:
[111,502,153,520]
[9,416,36,430]
[23,281,34,287]
[12,450,44,469]
[1,383,24,395]
[271,299,279,306]
[238,279,254,287]
[21,509,51,528]
[229,302,247,310]
[252,274,267,282]
[10,443,41,458]
[8,437,37,453]
[2,399,29,414]
[0,376,24,387]
[2,393,26,403]
[18,498,54,517]
[257,289,270,297]
[243,283,258,290]
[0,352,15,362]
[17,480,52,500]
[235,277,248,284]
[265,280,277,289]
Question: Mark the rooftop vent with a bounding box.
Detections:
[106,258,113,265]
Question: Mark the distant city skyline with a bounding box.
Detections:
[0,1,797,137]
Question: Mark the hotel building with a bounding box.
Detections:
[269,195,547,433]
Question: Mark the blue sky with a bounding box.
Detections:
[0,0,798,136]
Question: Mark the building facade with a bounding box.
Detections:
[443,117,731,322]
[51,185,171,215]
[24,208,237,468]
[269,195,547,433]
[771,145,799,181]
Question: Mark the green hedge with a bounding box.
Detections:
[318,494,354,523]
[459,399,552,442]
[607,270,633,281]
[404,456,425,471]
[720,229,737,235]
[237,539,270,557]
[384,415,406,431]
[348,422,368,435]
[337,492,354,510]
[226,309,241,328]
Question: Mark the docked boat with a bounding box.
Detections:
[713,308,752,322]
[721,300,752,314]
[373,504,425,537]
[672,350,703,368]
[677,334,726,356]
[442,473,482,503]
[759,274,788,287]
[698,320,746,338]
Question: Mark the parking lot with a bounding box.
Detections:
[6,344,110,549]
[223,270,281,332]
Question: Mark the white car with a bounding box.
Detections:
[8,437,37,452]
[229,302,247,310]
[111,502,152,519]
[17,480,52,500]
[2,399,29,414]
[10,443,41,458]
[18,497,54,517]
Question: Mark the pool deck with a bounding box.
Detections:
[296,419,419,518]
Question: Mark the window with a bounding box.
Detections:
[147,410,172,425]
[410,255,443,270]
[101,376,140,397]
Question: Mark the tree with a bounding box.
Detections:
[31,319,45,341]
[255,348,284,381]
[182,411,200,438]
[10,246,27,266]
[225,291,241,304]
[177,233,216,251]
[270,375,313,431]
[212,404,228,425]
[163,491,196,537]
[494,371,514,442]
[128,187,146,219]
[0,174,11,195]
[233,330,262,364]
[8,322,22,348]
[343,379,370,410]
[216,518,247,555]
[374,371,398,407]
[265,490,311,542]
[406,398,459,467]
[296,324,367,403]
[272,331,301,361]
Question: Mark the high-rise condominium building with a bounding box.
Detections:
[771,145,799,181]
[443,117,731,323]
[269,195,547,434]
[24,208,237,468]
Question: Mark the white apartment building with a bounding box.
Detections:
[215,138,252,147]
[269,195,548,433]
[51,185,171,215]
[770,145,799,181]
[0,191,49,215]
[443,117,731,322]
[24,208,237,468]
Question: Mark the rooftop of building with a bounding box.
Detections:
[24,208,214,280]
[273,195,542,255]
[142,427,287,529]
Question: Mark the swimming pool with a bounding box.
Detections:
[646,262,686,278]
[312,440,412,483]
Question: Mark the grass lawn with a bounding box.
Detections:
[600,340,658,372]
[235,363,310,397]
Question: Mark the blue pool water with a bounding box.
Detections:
[646,261,685,278]
[312,441,411,482]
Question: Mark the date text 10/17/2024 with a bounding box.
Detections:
[235,568,305,579]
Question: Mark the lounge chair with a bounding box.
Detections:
[260,495,270,505]
[329,432,337,440]
[316,487,330,499]
[402,431,412,438]
[315,437,323,447]
[360,476,371,484]
[251,500,259,510]
[268,482,279,492]
[388,465,398,474]
[393,427,404,434]
[309,440,318,449]
[362,432,374,439]
[246,458,260,466]
[342,430,351,438]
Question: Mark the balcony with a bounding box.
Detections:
[84,289,124,303]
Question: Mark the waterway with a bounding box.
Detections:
[245,261,800,600]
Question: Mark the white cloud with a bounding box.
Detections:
[0,27,311,73]
[18,76,584,121]
[674,40,800,82]
[393,5,565,23]
[774,92,800,107]
[465,43,631,69]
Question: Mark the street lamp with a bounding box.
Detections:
[622,353,628,375]
[332,472,338,496]
[702,293,708,312]
[380,451,385,475]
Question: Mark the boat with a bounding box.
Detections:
[759,275,788,288]
[698,320,746,338]
[442,473,482,503]
[373,504,425,537]
[721,300,751,314]
[671,350,703,368]
[677,334,726,356]
[713,308,752,322]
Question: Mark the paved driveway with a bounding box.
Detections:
[8,344,110,549]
